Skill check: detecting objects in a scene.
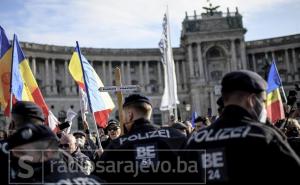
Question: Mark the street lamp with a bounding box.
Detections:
[185,103,191,120]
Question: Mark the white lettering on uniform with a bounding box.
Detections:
[202,152,224,168]
[119,130,170,145]
[192,126,251,143]
[128,135,138,141]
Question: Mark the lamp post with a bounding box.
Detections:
[185,103,191,120]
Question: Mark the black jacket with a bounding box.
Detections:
[96,118,187,183]
[0,140,9,185]
[184,105,300,184]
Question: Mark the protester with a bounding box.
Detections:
[98,94,186,183]
[172,121,188,136]
[193,116,211,131]
[0,129,7,140]
[275,118,300,156]
[101,119,121,149]
[72,130,96,160]
[8,124,103,184]
[184,70,300,184]
[60,134,93,175]
[183,120,193,136]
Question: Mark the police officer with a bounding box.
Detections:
[184,70,300,184]
[8,124,104,184]
[0,101,45,185]
[97,94,186,183]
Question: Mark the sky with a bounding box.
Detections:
[0,0,300,48]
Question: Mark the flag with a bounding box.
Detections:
[79,88,88,122]
[48,111,60,132]
[266,61,285,123]
[65,108,77,133]
[191,111,198,128]
[10,34,49,120]
[159,12,179,111]
[0,26,12,115]
[68,43,115,128]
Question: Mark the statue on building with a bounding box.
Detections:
[202,0,220,16]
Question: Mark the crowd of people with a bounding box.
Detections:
[1,69,300,184]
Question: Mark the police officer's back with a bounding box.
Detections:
[98,94,186,183]
[184,70,300,184]
[0,101,46,185]
[8,124,104,184]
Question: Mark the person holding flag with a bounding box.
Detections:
[68,42,115,149]
[266,61,286,123]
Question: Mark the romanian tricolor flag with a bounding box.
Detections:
[0,26,12,114]
[10,34,50,119]
[68,42,115,128]
[266,61,285,123]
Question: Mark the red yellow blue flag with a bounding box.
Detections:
[68,42,115,128]
[266,61,285,123]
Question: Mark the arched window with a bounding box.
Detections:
[210,71,223,81]
[207,47,224,58]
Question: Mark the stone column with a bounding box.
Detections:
[175,60,180,90]
[210,89,216,116]
[292,49,299,80]
[240,40,247,69]
[91,60,94,67]
[139,62,144,91]
[157,61,162,93]
[145,61,150,93]
[252,54,257,72]
[265,52,269,61]
[51,59,57,95]
[271,51,276,61]
[121,61,125,83]
[102,61,106,84]
[108,61,112,85]
[188,44,194,77]
[32,57,37,76]
[182,60,187,90]
[231,39,237,70]
[64,60,70,95]
[197,42,205,81]
[126,61,131,84]
[45,58,51,95]
[285,49,292,82]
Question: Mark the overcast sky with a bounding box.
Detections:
[0,0,299,48]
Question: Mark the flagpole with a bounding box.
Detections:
[9,34,16,119]
[273,60,288,103]
[166,7,178,121]
[76,41,103,150]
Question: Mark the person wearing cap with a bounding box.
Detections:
[97,94,187,183]
[73,130,99,161]
[184,70,300,184]
[8,124,104,184]
[9,101,45,135]
[0,101,45,185]
[101,120,121,149]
